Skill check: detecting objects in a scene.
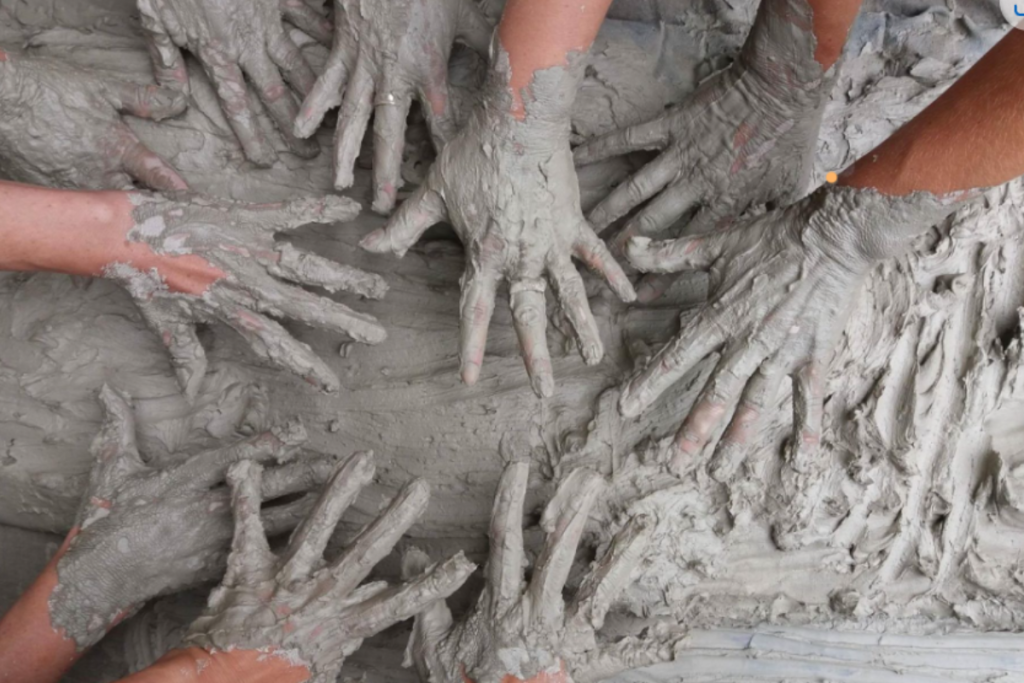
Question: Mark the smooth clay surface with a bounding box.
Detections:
[4,0,1024,681]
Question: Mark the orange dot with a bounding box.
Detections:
[826,172,839,184]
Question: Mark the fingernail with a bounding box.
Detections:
[533,374,555,398]
[461,362,481,386]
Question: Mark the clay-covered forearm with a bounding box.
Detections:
[843,30,1024,196]
[114,648,309,683]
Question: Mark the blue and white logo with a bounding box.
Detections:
[1000,0,1024,29]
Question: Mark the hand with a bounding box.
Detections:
[138,0,323,165]
[617,187,962,545]
[360,93,636,398]
[574,0,833,249]
[105,192,388,398]
[0,53,187,190]
[294,0,493,214]
[184,459,476,683]
[404,462,663,683]
[49,385,344,649]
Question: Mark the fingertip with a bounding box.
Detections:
[618,389,643,419]
[581,340,604,366]
[532,372,555,399]
[359,229,392,254]
[461,360,481,387]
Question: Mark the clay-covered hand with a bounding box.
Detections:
[184,459,476,683]
[575,0,834,249]
[360,93,636,397]
[294,0,493,214]
[0,52,187,191]
[107,192,387,398]
[617,187,963,542]
[404,462,660,683]
[137,0,324,165]
[49,385,344,649]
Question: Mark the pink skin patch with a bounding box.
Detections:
[263,83,287,102]
[675,401,727,454]
[235,310,266,332]
[89,497,113,510]
[723,405,759,446]
[0,48,8,61]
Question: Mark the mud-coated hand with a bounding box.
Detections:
[138,0,324,165]
[184,458,476,683]
[49,386,344,648]
[0,52,187,190]
[294,0,493,214]
[105,193,388,398]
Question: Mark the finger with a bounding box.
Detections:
[271,243,389,299]
[527,469,606,628]
[280,0,334,45]
[588,151,681,232]
[245,276,387,344]
[218,305,341,392]
[548,257,603,365]
[103,80,186,121]
[262,493,318,536]
[328,479,431,597]
[573,117,671,166]
[371,89,414,214]
[635,273,677,304]
[418,78,457,149]
[669,339,772,476]
[134,300,206,400]
[196,46,276,167]
[567,514,653,631]
[294,52,348,138]
[618,309,729,418]
[342,553,476,640]
[224,460,275,586]
[625,231,735,274]
[455,0,494,55]
[261,453,348,499]
[267,27,318,95]
[234,194,361,231]
[613,183,701,253]
[278,452,375,585]
[360,183,447,257]
[510,280,554,398]
[114,129,189,191]
[168,421,308,491]
[789,360,824,473]
[89,385,148,494]
[244,52,319,159]
[458,269,499,387]
[573,227,637,303]
[332,57,375,190]
[402,548,456,682]
[486,462,529,618]
[708,351,788,483]
[138,0,189,91]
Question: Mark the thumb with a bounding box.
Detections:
[104,79,187,121]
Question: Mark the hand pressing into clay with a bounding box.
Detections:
[0,52,187,190]
[360,99,636,397]
[105,192,388,398]
[404,463,663,683]
[137,0,325,165]
[617,186,965,545]
[294,0,492,214]
[575,0,834,265]
[49,385,347,649]
[183,459,476,683]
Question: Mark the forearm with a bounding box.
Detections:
[806,0,863,68]
[116,648,309,683]
[843,30,1024,195]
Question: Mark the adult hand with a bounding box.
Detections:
[294,0,493,214]
[0,52,187,190]
[105,192,387,398]
[617,187,962,544]
[360,62,636,398]
[49,385,343,649]
[404,462,663,683]
[184,459,476,683]
[138,0,323,165]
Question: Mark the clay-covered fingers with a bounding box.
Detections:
[294,53,349,139]
[371,87,415,214]
[487,462,529,618]
[270,243,389,299]
[267,25,319,95]
[342,553,476,640]
[239,194,361,231]
[89,385,148,496]
[458,270,498,387]
[568,514,653,631]
[278,452,375,585]
[137,0,189,91]
[587,151,683,232]
[112,127,189,191]
[612,183,701,253]
[167,422,307,491]
[574,117,671,167]
[261,453,348,499]
[332,57,376,190]
[548,257,603,366]
[102,78,187,121]
[787,360,824,472]
[360,184,448,257]
[527,469,605,627]
[261,493,318,536]
[224,460,276,586]
[327,480,431,597]
[279,0,334,46]
[135,301,206,400]
[510,280,554,398]
[242,51,319,159]
[625,230,736,274]
[572,227,637,303]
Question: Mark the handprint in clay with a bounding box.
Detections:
[137,0,327,165]
[184,459,476,683]
[403,462,668,683]
[294,0,493,214]
[49,385,347,649]
[617,186,967,547]
[106,192,387,398]
[360,51,636,398]
[0,52,187,190]
[574,0,835,298]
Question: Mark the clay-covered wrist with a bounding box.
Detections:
[479,38,582,129]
